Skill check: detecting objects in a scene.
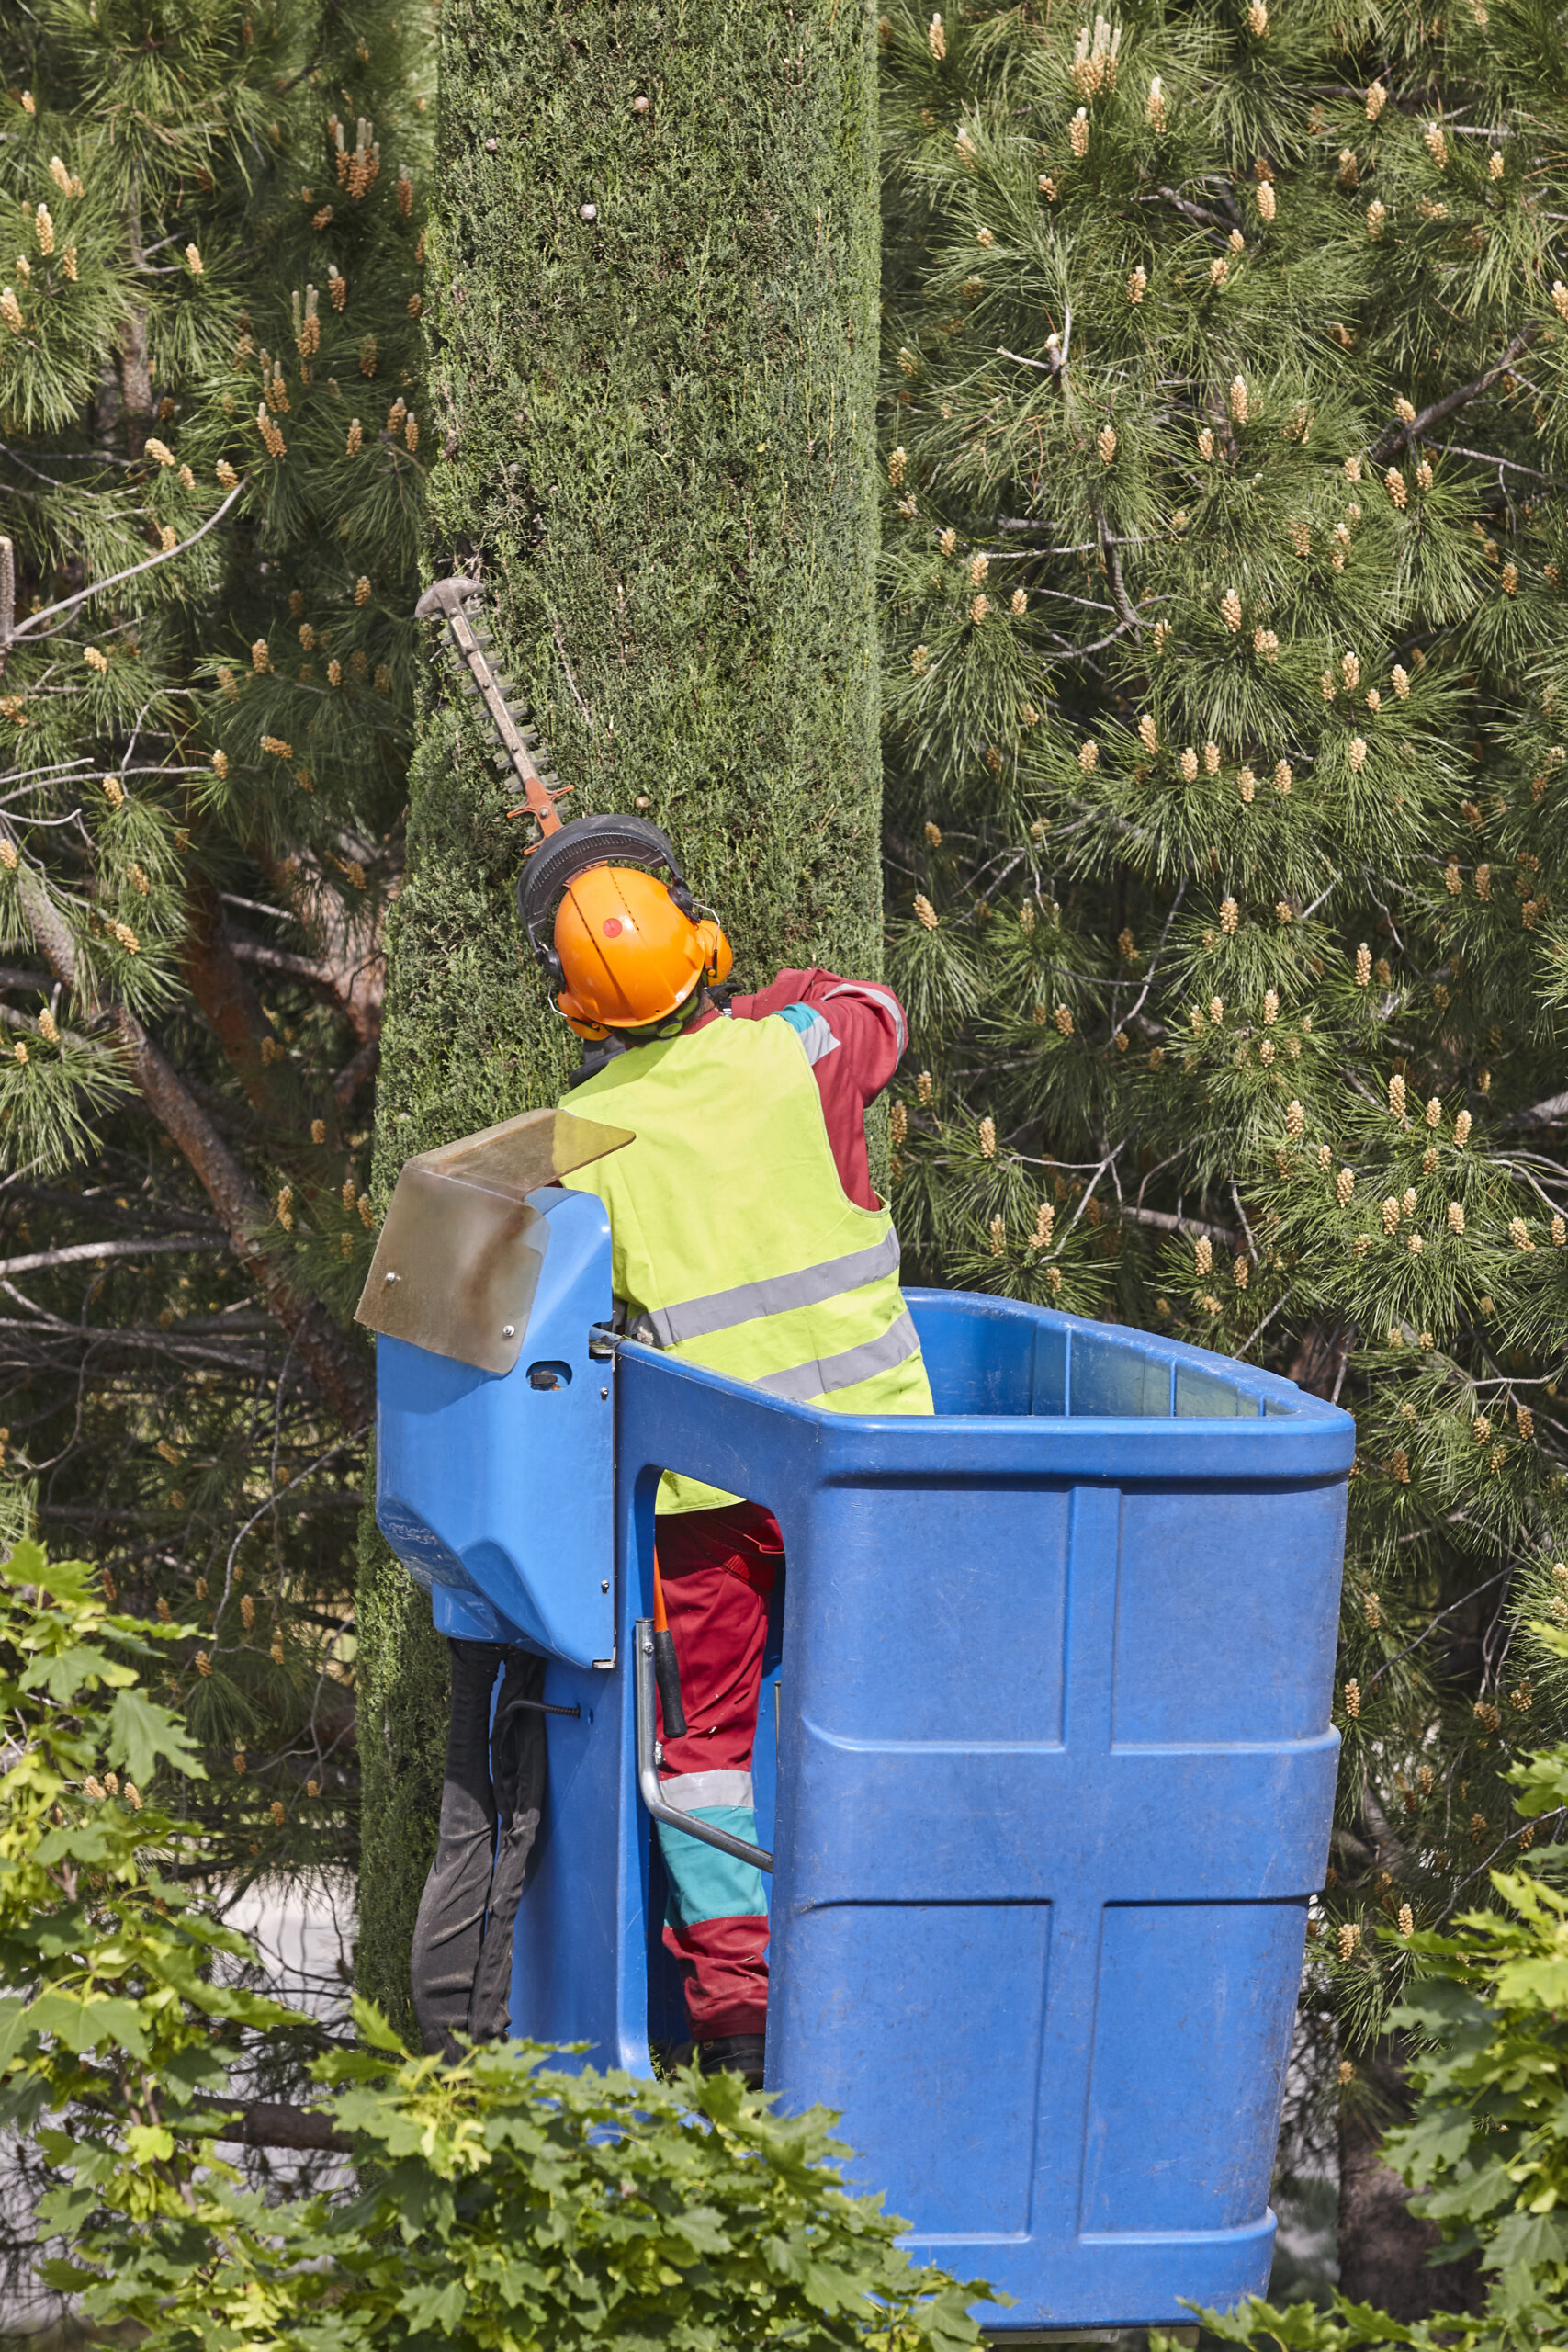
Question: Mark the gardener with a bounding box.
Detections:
[543,844,932,2084]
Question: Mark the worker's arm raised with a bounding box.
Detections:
[728,968,907,1089]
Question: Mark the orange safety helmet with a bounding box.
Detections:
[517,815,732,1040]
[554,865,731,1038]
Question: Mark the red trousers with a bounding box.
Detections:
[654,1502,782,2040]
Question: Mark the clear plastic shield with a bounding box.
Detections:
[355,1106,633,1374]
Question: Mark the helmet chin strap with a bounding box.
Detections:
[556,975,711,1044]
[597,985,712,1047]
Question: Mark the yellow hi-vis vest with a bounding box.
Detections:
[560,1009,932,1514]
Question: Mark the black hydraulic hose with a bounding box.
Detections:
[410,1638,553,2055]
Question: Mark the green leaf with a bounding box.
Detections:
[107,1686,203,1785]
[1484,2206,1568,2274]
[666,2203,732,2256]
[21,1643,135,1702]
[349,1995,408,2055]
[397,2277,468,2331]
[23,1990,148,2058]
[0,1996,33,2070]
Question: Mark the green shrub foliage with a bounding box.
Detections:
[877,0,1568,2121]
[62,2034,991,2352]
[0,1544,987,2352]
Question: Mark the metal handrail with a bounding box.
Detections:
[633,1617,773,1873]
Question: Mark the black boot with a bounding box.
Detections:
[699,2033,765,2088]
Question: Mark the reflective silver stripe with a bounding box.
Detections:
[792,1009,840,1068]
[751,1307,921,1404]
[657,1770,753,1812]
[645,1225,902,1348]
[823,979,907,1057]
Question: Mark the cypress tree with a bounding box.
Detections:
[878,0,1568,2302]
[356,1,885,2023]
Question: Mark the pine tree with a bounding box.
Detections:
[355,0,886,2025]
[878,0,1568,2301]
[0,0,431,1894]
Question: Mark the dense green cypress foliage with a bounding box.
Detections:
[0,0,429,1899]
[877,0,1568,2293]
[356,0,886,2022]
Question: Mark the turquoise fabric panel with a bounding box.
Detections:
[657,1806,769,1925]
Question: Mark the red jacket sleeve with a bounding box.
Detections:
[720,968,909,1210]
[729,969,908,1103]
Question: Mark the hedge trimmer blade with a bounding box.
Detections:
[413,574,572,841]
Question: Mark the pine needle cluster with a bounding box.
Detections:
[0,0,432,1908]
[879,0,1568,2151]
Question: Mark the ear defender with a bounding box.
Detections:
[558,999,611,1042]
[694,918,733,987]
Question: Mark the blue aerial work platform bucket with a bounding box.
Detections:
[363,1111,1354,2334]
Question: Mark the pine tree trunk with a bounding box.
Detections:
[356,0,884,2030]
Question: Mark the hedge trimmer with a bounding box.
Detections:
[413,574,572,841]
[413,571,703,982]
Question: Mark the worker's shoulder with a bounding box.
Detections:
[559,1020,769,1113]
[735,968,903,1023]
[558,1056,625,1106]
[766,999,840,1067]
[761,975,909,1064]
[556,1035,660,1107]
